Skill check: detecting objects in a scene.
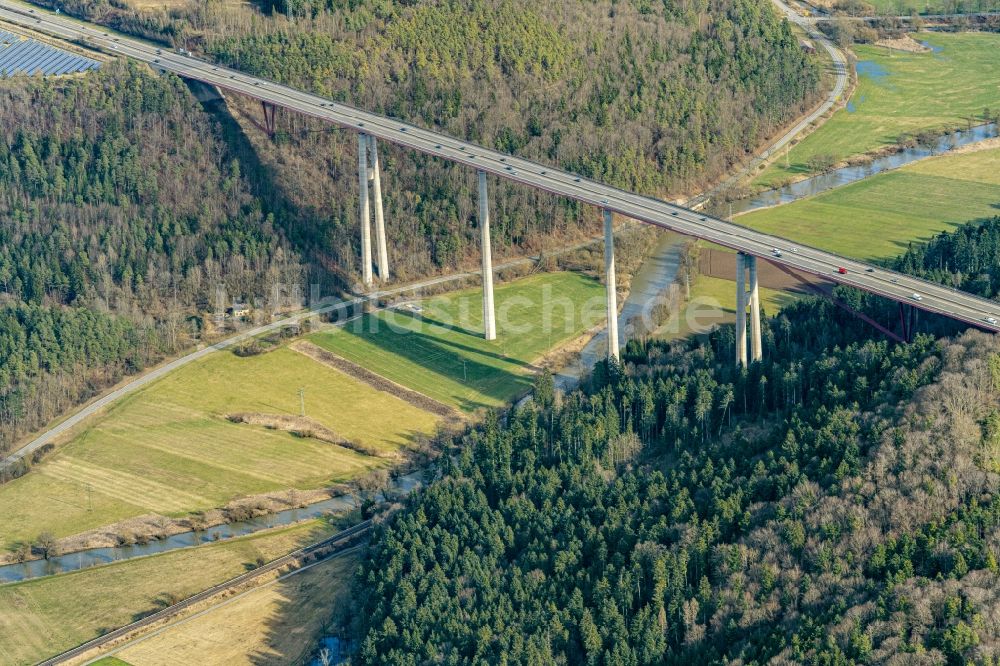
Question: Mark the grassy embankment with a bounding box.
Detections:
[0,270,609,661]
[740,146,1000,260]
[0,520,336,666]
[661,276,798,340]
[309,271,606,411]
[0,347,437,550]
[0,272,605,551]
[756,32,1000,188]
[113,552,356,665]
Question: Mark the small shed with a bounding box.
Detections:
[227,303,251,318]
[799,39,817,54]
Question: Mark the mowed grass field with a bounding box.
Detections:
[0,520,335,666]
[660,274,798,340]
[756,33,1000,188]
[310,272,606,411]
[821,0,1000,14]
[0,346,439,549]
[115,551,357,666]
[739,147,1000,260]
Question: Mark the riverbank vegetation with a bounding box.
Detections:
[755,32,1000,188]
[0,336,436,551]
[2,0,822,463]
[0,518,336,666]
[741,146,1000,259]
[0,269,607,557]
[341,209,1000,664]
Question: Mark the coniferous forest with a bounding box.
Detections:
[4,0,1000,662]
[24,0,821,281]
[347,217,1000,665]
[1,0,819,451]
[0,62,301,449]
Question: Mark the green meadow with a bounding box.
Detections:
[310,272,607,411]
[740,147,1000,260]
[757,33,1000,188]
[661,274,798,340]
[0,346,439,549]
[0,520,333,666]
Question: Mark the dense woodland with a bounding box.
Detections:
[1,0,819,449]
[0,62,302,450]
[833,216,1000,344]
[346,216,1000,664]
[29,0,820,280]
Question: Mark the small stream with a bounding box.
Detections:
[547,121,999,391]
[728,122,998,217]
[554,233,684,391]
[0,472,424,584]
[0,236,685,584]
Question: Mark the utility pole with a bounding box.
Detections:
[298,387,305,417]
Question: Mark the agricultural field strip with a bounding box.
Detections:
[100,548,361,665]
[755,32,1000,187]
[741,148,1000,260]
[34,521,370,666]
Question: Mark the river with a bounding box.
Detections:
[553,233,685,391]
[0,471,424,584]
[727,122,998,217]
[9,120,994,586]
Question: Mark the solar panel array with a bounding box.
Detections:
[0,28,100,76]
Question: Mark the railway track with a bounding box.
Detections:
[38,519,373,665]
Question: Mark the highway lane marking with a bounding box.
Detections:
[1,1,999,328]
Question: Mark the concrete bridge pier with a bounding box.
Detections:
[604,209,620,362]
[478,171,497,341]
[367,135,389,281]
[748,255,763,362]
[735,253,763,367]
[736,253,748,367]
[358,133,373,289]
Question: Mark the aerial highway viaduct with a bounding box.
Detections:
[2,0,999,367]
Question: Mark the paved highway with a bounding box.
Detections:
[2,0,999,336]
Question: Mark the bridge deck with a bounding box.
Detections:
[2,0,998,332]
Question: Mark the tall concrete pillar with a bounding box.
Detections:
[748,255,763,362]
[368,135,389,282]
[604,209,620,362]
[478,171,497,341]
[736,253,748,368]
[358,133,372,288]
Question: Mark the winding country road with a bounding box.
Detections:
[0,244,597,471]
[686,0,850,209]
[0,0,931,473]
[0,0,858,473]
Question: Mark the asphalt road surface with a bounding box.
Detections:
[1,0,999,458]
[0,234,608,469]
